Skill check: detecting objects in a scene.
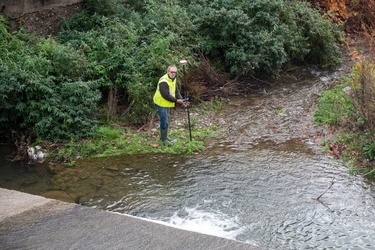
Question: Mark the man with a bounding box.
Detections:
[153,65,187,146]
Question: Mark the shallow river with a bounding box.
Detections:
[1,63,375,249]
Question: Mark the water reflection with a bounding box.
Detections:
[25,146,371,249]
[0,146,52,194]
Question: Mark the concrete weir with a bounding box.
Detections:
[0,188,263,249]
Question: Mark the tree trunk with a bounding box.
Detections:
[108,86,118,121]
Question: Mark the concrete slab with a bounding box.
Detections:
[0,188,264,249]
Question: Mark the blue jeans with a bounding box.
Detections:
[156,105,170,130]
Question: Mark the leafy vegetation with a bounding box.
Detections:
[315,60,375,176]
[0,16,101,142]
[315,84,358,127]
[189,0,343,77]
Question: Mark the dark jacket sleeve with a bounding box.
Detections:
[175,85,183,99]
[159,82,177,102]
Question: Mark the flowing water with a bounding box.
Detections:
[1,63,375,249]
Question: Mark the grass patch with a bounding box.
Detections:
[52,126,208,162]
[50,98,225,162]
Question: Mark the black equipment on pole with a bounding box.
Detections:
[180,60,192,141]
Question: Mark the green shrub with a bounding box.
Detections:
[0,17,101,142]
[188,0,343,77]
[58,1,195,124]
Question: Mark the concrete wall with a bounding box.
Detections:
[0,188,262,249]
[0,0,83,35]
[1,0,81,18]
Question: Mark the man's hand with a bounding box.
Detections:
[176,99,189,107]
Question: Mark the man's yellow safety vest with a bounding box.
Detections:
[153,74,177,107]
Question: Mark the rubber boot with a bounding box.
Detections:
[165,128,177,143]
[160,129,172,146]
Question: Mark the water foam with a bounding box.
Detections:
[166,206,245,240]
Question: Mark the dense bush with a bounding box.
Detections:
[58,1,195,124]
[0,16,101,142]
[189,0,343,77]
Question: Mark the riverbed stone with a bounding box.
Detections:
[105,165,120,171]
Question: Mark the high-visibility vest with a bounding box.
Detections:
[153,74,177,107]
